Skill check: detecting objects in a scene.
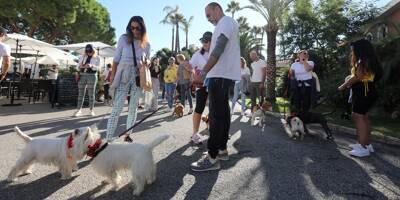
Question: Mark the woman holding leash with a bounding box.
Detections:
[106,16,151,141]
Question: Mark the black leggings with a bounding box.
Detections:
[194,87,208,114]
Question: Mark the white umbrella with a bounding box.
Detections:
[56,41,115,58]
[37,55,60,65]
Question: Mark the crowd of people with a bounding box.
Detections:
[0,2,384,173]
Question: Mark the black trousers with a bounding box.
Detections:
[104,84,110,100]
[207,78,233,159]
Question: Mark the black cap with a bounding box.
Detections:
[199,31,212,43]
[0,26,8,36]
[85,44,94,53]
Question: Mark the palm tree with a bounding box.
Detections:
[237,16,250,34]
[251,26,263,54]
[161,6,179,52]
[226,1,241,18]
[245,0,293,101]
[170,12,184,53]
[181,16,194,49]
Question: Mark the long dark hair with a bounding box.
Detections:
[125,16,149,48]
[351,39,383,81]
[150,57,159,69]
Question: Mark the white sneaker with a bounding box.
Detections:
[241,111,245,116]
[74,110,82,117]
[349,143,374,153]
[90,110,95,116]
[191,133,202,144]
[349,145,370,157]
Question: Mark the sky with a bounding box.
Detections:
[97,0,391,56]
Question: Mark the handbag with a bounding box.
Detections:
[131,42,141,87]
[140,63,152,92]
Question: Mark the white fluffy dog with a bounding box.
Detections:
[87,133,169,196]
[7,126,98,182]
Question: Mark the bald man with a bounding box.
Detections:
[191,2,240,172]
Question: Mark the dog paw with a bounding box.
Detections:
[61,175,71,180]
[110,185,119,191]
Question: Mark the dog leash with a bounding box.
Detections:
[117,105,166,142]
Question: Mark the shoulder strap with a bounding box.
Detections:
[131,41,137,67]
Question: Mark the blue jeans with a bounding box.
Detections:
[231,81,246,112]
[165,83,176,108]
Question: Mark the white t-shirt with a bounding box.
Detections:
[48,68,58,80]
[102,69,112,85]
[241,67,250,76]
[250,59,266,82]
[0,41,11,72]
[207,16,241,81]
[290,61,315,81]
[189,50,209,71]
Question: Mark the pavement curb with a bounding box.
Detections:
[265,111,400,147]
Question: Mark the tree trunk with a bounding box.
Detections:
[171,25,175,52]
[175,23,180,53]
[266,27,278,102]
[185,30,188,50]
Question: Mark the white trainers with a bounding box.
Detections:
[349,145,370,157]
[349,143,374,153]
[90,110,96,116]
[74,110,82,117]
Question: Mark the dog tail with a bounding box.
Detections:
[14,126,32,143]
[147,134,169,150]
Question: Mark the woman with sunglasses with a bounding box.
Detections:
[74,44,100,117]
[106,16,151,141]
[289,50,314,114]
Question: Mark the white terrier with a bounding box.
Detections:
[87,133,169,196]
[7,126,98,182]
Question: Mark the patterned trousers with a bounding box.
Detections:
[77,73,97,110]
[106,76,141,140]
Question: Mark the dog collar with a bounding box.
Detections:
[87,139,108,159]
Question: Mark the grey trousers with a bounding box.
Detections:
[77,73,97,110]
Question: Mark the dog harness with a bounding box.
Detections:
[87,139,108,160]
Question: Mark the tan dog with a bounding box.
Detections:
[201,114,209,129]
[251,102,273,127]
[172,103,184,117]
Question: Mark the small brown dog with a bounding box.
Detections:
[172,103,184,117]
[201,114,209,129]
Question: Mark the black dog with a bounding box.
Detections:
[296,111,334,140]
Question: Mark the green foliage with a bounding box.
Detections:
[0,0,115,45]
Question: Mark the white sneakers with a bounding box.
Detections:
[349,143,375,157]
[74,109,82,117]
[73,109,96,117]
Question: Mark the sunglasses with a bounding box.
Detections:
[130,26,142,31]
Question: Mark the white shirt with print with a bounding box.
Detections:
[190,50,209,71]
[207,16,241,81]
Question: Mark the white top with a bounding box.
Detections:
[77,55,100,71]
[48,68,58,80]
[290,61,314,81]
[0,41,11,72]
[102,69,112,85]
[250,59,266,82]
[113,34,151,65]
[189,50,209,71]
[207,16,241,81]
[241,67,250,76]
